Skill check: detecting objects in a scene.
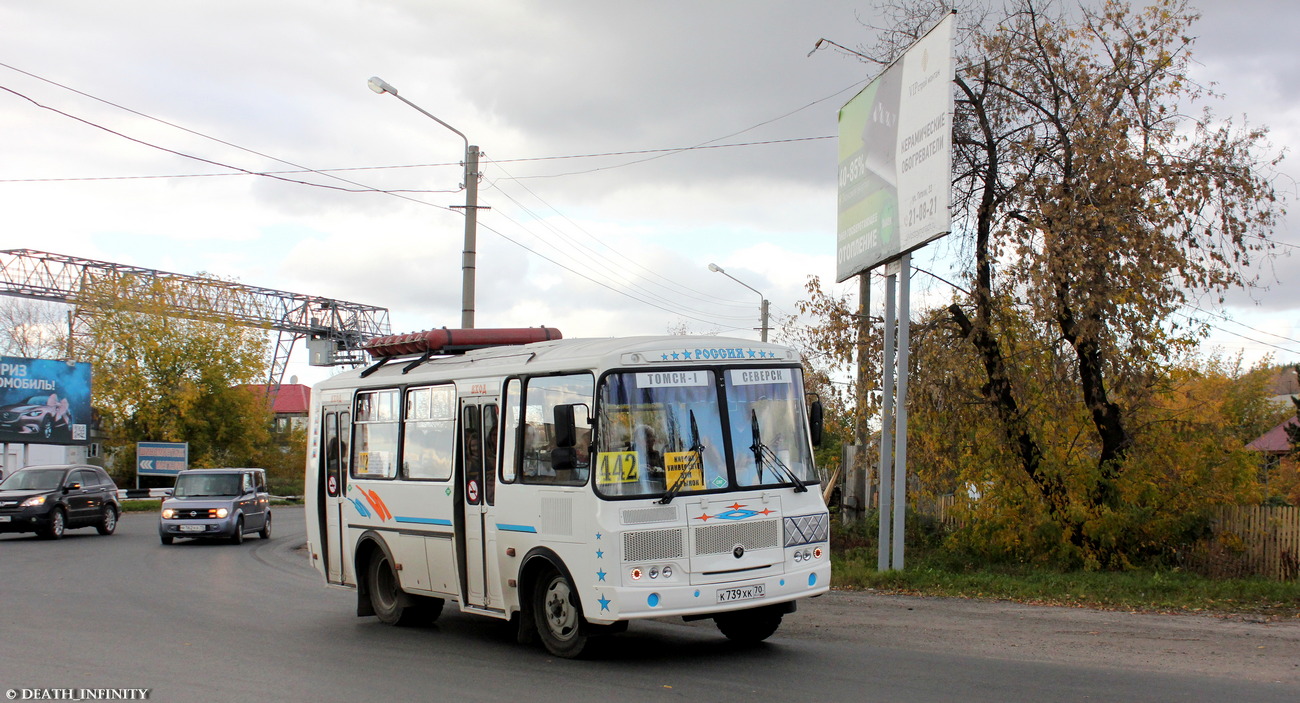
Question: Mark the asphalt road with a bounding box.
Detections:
[1,507,1296,703]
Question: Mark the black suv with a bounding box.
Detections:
[0,464,121,539]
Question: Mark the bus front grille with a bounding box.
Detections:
[693,520,781,556]
[623,528,685,561]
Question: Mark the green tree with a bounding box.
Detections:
[73,273,274,482]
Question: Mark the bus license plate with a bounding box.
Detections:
[716,584,765,603]
[179,525,206,533]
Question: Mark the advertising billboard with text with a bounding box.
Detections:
[0,356,92,445]
[836,13,955,281]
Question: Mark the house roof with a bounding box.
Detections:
[1246,417,1299,454]
[243,384,311,415]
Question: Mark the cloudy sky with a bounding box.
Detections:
[1,0,1295,385]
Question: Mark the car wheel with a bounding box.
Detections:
[96,505,118,535]
[259,511,272,540]
[229,517,244,545]
[40,507,66,540]
[533,566,590,658]
[160,534,174,545]
[714,608,783,644]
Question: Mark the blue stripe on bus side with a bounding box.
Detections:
[496,524,538,533]
[395,516,453,526]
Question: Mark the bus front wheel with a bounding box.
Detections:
[715,608,783,644]
[533,567,590,658]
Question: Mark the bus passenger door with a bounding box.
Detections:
[319,408,350,584]
[458,401,500,609]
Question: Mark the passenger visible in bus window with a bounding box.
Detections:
[573,427,591,467]
[633,424,665,478]
[522,423,555,480]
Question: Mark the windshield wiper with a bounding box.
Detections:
[660,411,705,505]
[749,409,807,492]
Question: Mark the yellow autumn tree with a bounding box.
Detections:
[822,0,1287,566]
[73,273,274,482]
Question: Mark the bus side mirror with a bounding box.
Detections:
[551,446,578,471]
[553,404,576,449]
[809,400,824,447]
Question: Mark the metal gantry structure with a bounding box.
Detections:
[0,249,391,388]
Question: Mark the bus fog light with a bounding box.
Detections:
[631,568,643,580]
[649,567,659,579]
[662,565,672,578]
[813,547,824,559]
[803,549,813,561]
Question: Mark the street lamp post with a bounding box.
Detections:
[708,263,769,342]
[367,76,479,329]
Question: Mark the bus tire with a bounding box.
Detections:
[367,550,440,626]
[715,608,783,644]
[533,566,589,658]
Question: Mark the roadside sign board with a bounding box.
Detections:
[137,441,188,477]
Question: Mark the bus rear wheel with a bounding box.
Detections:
[368,551,442,626]
[533,567,590,658]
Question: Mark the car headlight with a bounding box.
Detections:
[21,495,46,507]
[216,507,229,518]
[161,508,175,519]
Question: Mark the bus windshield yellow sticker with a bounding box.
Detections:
[664,452,704,490]
[596,451,640,485]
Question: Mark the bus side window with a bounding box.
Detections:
[353,389,399,479]
[501,379,521,483]
[520,374,593,487]
[484,405,499,504]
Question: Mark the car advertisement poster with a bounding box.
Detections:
[0,356,92,445]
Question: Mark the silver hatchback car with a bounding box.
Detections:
[159,468,271,545]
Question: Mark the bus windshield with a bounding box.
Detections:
[594,367,815,499]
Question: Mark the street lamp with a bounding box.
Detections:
[708,263,770,342]
[368,76,480,329]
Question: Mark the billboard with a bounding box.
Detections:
[836,13,955,281]
[0,356,91,445]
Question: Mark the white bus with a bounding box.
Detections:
[304,328,830,657]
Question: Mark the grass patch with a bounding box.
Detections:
[832,513,1300,619]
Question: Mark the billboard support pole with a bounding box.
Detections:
[891,253,911,570]
[877,267,897,571]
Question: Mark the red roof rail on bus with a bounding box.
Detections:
[362,327,563,358]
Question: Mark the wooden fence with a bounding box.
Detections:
[1189,505,1300,580]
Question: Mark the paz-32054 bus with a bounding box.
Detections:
[304,328,830,657]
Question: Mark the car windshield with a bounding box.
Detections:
[594,367,816,499]
[0,469,67,491]
[174,473,242,497]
